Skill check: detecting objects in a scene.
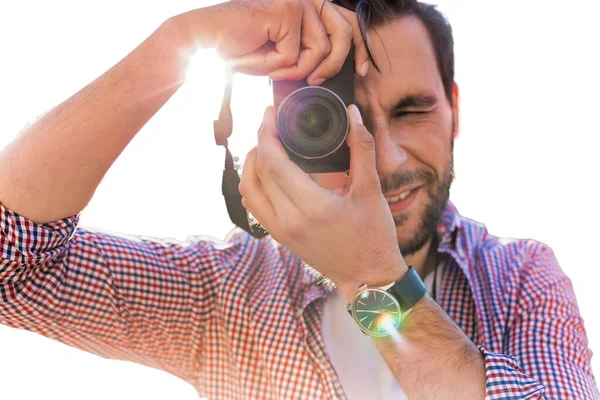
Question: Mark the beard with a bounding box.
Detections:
[380,156,454,257]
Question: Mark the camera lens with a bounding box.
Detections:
[297,104,332,139]
[277,86,349,159]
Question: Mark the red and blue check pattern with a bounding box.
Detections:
[0,200,598,399]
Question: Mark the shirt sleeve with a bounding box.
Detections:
[480,242,599,399]
[0,201,250,385]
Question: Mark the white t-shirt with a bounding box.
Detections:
[321,265,441,400]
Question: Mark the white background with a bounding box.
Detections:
[1,0,599,398]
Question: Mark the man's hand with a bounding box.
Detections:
[239,105,408,299]
[172,0,370,85]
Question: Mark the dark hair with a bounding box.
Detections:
[334,0,455,104]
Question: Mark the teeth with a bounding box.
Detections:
[386,190,411,203]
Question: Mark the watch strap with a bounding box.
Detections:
[388,266,427,311]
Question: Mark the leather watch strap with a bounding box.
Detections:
[388,266,427,311]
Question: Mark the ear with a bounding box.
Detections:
[451,82,460,139]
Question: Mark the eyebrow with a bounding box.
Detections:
[391,94,438,111]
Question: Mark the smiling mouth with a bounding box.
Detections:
[384,185,422,203]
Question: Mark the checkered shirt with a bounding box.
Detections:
[0,200,597,399]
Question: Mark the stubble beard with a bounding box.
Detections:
[385,158,454,257]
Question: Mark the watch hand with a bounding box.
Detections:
[357,310,393,314]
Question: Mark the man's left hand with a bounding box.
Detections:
[238,104,407,299]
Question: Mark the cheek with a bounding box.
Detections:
[310,172,347,191]
[392,120,453,169]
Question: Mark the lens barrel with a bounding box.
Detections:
[277,86,349,159]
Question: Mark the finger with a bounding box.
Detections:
[232,4,303,74]
[232,64,267,76]
[268,2,331,81]
[231,43,277,75]
[331,4,371,77]
[256,106,328,208]
[305,0,354,85]
[345,104,380,193]
[239,147,277,231]
[254,107,301,217]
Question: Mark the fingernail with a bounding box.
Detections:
[349,104,363,125]
[359,61,369,77]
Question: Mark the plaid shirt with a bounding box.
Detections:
[0,200,597,399]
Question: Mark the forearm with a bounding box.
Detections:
[374,295,486,399]
[337,258,486,399]
[0,18,196,224]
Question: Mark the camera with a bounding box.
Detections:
[272,49,356,173]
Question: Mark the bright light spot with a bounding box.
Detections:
[185,48,225,88]
[182,48,273,167]
[379,313,399,334]
[184,48,227,121]
[376,313,405,344]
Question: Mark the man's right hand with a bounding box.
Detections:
[172,0,370,85]
[0,0,369,224]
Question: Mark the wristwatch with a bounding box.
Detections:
[346,266,427,337]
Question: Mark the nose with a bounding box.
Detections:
[370,121,408,177]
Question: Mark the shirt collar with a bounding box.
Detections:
[436,200,473,283]
[437,200,461,250]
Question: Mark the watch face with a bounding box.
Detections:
[351,289,402,337]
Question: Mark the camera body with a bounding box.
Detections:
[272,50,356,173]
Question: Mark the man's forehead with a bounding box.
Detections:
[357,16,444,107]
[366,15,438,73]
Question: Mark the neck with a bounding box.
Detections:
[403,235,439,280]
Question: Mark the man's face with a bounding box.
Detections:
[311,15,459,256]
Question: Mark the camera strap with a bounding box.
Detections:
[213,67,269,239]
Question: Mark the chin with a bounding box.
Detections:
[392,196,424,229]
[392,197,439,257]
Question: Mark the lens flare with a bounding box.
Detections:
[378,313,400,335]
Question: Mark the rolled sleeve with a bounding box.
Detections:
[0,200,254,383]
[483,242,599,399]
[478,345,546,399]
[0,202,79,283]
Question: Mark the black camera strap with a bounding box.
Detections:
[213,68,269,239]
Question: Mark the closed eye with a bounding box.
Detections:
[393,111,430,118]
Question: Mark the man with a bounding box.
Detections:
[0,0,597,399]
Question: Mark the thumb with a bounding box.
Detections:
[346,104,379,192]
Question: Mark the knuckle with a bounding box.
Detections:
[281,0,302,13]
[358,129,375,147]
[304,204,323,223]
[266,161,281,177]
[238,181,248,196]
[284,218,305,241]
[256,166,267,182]
[326,60,344,77]
[281,52,300,67]
[320,40,332,58]
[241,196,250,210]
[247,147,258,160]
[258,160,280,181]
[340,21,353,40]
[255,159,267,177]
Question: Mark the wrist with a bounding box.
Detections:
[166,7,220,52]
[338,258,409,304]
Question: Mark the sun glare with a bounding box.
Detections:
[183,48,227,122]
[186,48,225,89]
